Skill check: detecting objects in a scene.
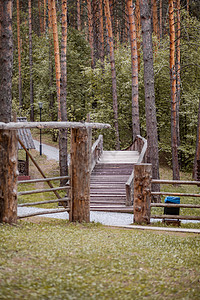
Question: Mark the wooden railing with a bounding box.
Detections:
[17,175,70,218]
[91,135,103,172]
[125,135,147,206]
[133,163,200,224]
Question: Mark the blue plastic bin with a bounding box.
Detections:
[164,196,180,215]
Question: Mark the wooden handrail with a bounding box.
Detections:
[125,135,147,206]
[91,135,103,172]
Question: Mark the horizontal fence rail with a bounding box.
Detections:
[18,186,70,196]
[151,192,200,197]
[18,197,70,207]
[18,208,70,219]
[18,176,70,184]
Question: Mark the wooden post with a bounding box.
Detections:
[133,163,152,224]
[70,127,91,222]
[0,130,18,224]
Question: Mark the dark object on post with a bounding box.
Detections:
[163,196,180,226]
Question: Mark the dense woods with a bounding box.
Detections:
[1,0,200,176]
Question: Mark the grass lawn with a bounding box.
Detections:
[0,219,199,300]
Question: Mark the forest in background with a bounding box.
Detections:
[10,0,200,174]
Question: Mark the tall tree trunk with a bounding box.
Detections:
[87,0,94,68]
[98,0,104,64]
[77,0,81,30]
[28,0,34,121]
[126,0,140,142]
[139,0,160,201]
[193,99,200,180]
[159,0,162,39]
[135,0,141,71]
[169,0,179,180]
[0,0,18,224]
[38,0,43,34]
[17,0,22,109]
[176,0,181,146]
[48,0,55,123]
[44,0,47,32]
[51,0,61,120]
[104,0,120,150]
[151,0,159,40]
[59,0,68,187]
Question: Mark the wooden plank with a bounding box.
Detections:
[115,225,200,234]
[18,208,70,219]
[18,197,70,207]
[151,203,200,208]
[18,176,70,184]
[152,179,200,185]
[18,186,70,196]
[0,121,111,130]
[151,192,200,197]
[151,214,200,220]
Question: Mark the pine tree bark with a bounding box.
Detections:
[59,0,68,187]
[126,0,140,142]
[38,0,43,34]
[0,0,13,123]
[159,0,162,39]
[44,0,47,32]
[104,0,120,150]
[17,0,22,109]
[193,99,200,180]
[169,0,180,180]
[87,0,94,68]
[139,0,160,201]
[98,0,104,64]
[0,0,18,224]
[176,0,181,146]
[50,0,61,120]
[135,0,141,71]
[77,0,81,30]
[28,0,34,121]
[151,0,159,40]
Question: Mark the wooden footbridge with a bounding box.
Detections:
[1,120,199,226]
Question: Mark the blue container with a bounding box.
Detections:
[164,197,180,215]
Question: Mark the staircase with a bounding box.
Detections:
[90,151,139,212]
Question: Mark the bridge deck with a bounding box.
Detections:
[90,150,139,211]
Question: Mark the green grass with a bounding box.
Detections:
[0,220,199,300]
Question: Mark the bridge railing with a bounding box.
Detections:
[91,135,103,173]
[125,135,147,206]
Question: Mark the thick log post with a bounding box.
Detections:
[133,163,152,224]
[70,127,91,222]
[0,130,18,224]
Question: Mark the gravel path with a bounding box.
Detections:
[18,140,199,227]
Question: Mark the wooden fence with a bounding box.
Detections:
[133,164,200,224]
[0,121,110,224]
[18,175,70,218]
